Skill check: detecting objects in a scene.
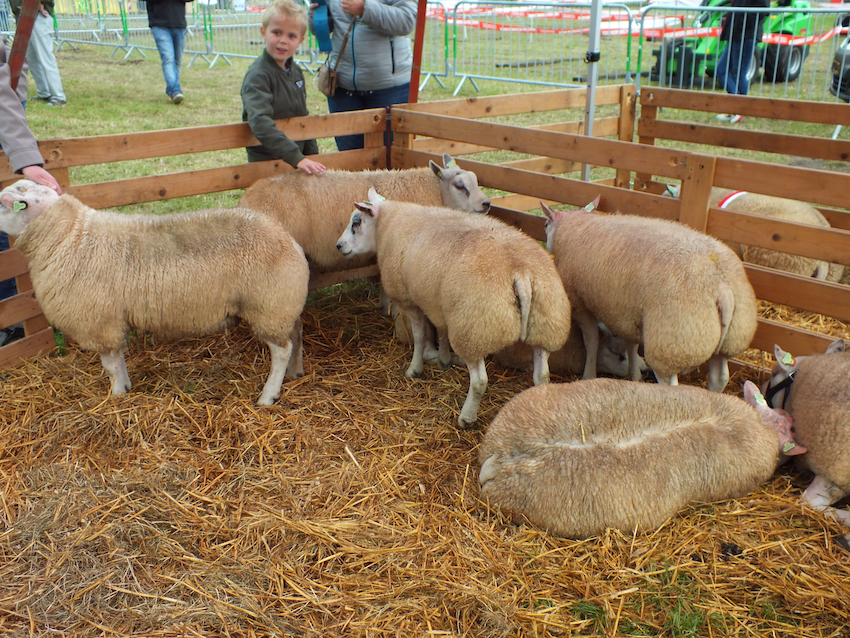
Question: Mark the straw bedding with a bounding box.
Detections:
[1,280,848,637]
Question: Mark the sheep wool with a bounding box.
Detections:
[479,379,783,539]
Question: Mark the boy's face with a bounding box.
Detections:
[261,13,306,67]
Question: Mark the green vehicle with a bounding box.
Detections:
[650,0,813,87]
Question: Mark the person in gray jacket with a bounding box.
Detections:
[0,36,61,343]
[316,0,416,151]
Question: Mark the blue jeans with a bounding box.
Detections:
[327,83,411,151]
[0,232,16,300]
[151,26,185,98]
[715,37,756,96]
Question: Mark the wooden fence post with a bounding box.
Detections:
[677,154,716,232]
[616,84,636,188]
[633,99,657,192]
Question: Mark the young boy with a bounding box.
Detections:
[241,0,326,174]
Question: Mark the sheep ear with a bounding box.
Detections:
[0,192,20,211]
[354,202,374,216]
[367,187,385,203]
[773,344,797,372]
[742,380,765,407]
[429,160,443,179]
[540,201,557,222]
[826,339,846,355]
[442,153,456,169]
[585,195,601,212]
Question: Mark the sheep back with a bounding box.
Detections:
[238,168,442,272]
[786,351,850,489]
[376,202,570,362]
[17,195,309,352]
[479,379,780,538]
[550,213,755,376]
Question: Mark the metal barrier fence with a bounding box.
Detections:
[636,3,850,102]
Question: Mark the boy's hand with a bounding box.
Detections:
[297,158,327,175]
[341,0,365,16]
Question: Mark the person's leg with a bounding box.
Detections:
[25,13,55,100]
[719,37,745,95]
[0,232,17,300]
[151,26,178,99]
[328,89,368,150]
[170,27,185,97]
[735,37,757,96]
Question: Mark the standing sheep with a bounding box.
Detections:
[542,198,758,392]
[238,154,491,272]
[336,188,571,428]
[0,180,309,406]
[763,340,850,534]
[668,185,845,282]
[478,379,804,539]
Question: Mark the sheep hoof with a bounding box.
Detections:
[457,412,478,429]
[837,535,850,553]
[256,393,279,406]
[405,366,423,378]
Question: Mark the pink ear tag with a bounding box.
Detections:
[781,352,795,366]
[783,442,797,454]
[13,201,26,212]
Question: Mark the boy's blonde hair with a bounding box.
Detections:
[262,0,309,34]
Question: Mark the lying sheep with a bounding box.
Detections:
[238,153,491,273]
[0,180,309,406]
[668,185,845,282]
[478,378,804,539]
[337,188,571,428]
[542,198,757,392]
[763,340,850,534]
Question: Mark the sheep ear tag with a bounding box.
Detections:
[582,201,596,213]
[783,442,798,454]
[781,352,795,366]
[13,201,27,212]
[754,393,768,407]
[445,158,456,169]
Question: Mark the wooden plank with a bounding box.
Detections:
[309,265,380,291]
[713,158,850,209]
[0,247,30,281]
[707,208,850,266]
[0,289,44,327]
[0,326,54,368]
[397,86,623,118]
[490,206,546,242]
[500,157,581,174]
[750,318,837,358]
[640,88,850,125]
[0,111,386,177]
[616,85,637,188]
[410,118,620,156]
[817,208,850,232]
[637,119,850,164]
[677,154,716,232]
[490,194,559,212]
[392,110,691,180]
[66,149,384,209]
[392,151,682,222]
[745,264,850,322]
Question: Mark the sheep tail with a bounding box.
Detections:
[514,276,533,342]
[715,281,735,355]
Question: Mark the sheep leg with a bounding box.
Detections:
[435,328,452,370]
[626,341,642,382]
[378,287,393,317]
[422,320,441,365]
[285,319,304,379]
[531,347,550,385]
[405,308,428,378]
[458,358,487,429]
[707,354,730,393]
[576,313,600,380]
[653,371,678,386]
[100,349,131,395]
[258,340,294,406]
[802,474,850,526]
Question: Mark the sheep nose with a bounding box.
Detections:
[482,200,491,212]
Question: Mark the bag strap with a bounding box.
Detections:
[332,19,355,73]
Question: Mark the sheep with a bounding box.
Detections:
[668,185,845,282]
[238,153,491,273]
[478,378,804,539]
[762,340,850,536]
[0,180,309,406]
[336,188,571,428]
[542,198,758,393]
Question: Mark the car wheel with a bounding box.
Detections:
[764,43,807,82]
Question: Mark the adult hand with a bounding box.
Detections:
[21,165,62,194]
[38,3,49,16]
[296,157,327,175]
[341,0,365,17]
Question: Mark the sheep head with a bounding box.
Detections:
[430,153,491,214]
[0,179,60,237]
[743,380,806,458]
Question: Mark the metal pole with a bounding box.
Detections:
[582,0,603,182]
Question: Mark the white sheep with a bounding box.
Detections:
[238,153,491,273]
[336,188,571,428]
[668,185,845,282]
[763,340,850,536]
[478,378,804,539]
[0,180,309,406]
[542,199,758,392]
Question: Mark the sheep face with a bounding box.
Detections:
[0,179,60,237]
[337,202,379,258]
[742,380,806,458]
[429,154,491,214]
